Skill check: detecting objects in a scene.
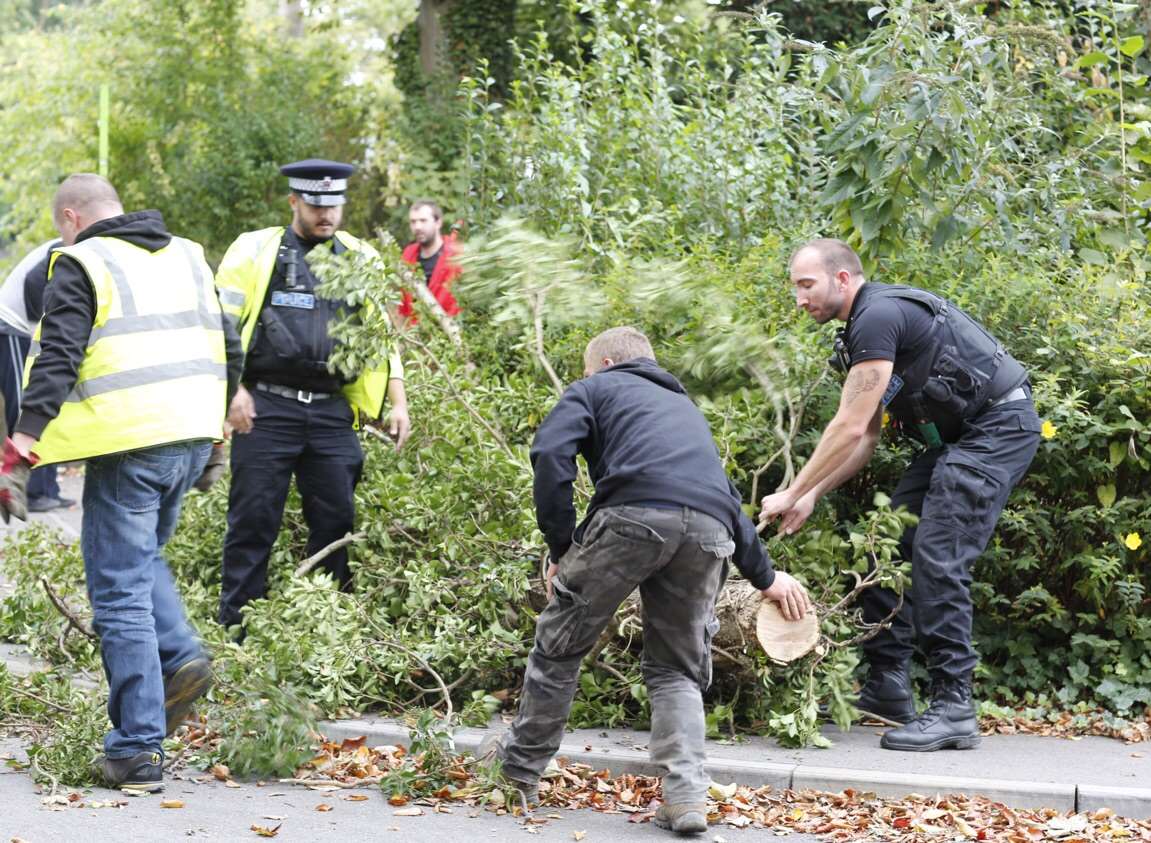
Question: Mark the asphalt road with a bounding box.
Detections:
[0,755,822,843]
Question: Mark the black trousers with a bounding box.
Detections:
[860,396,1041,681]
[218,389,364,628]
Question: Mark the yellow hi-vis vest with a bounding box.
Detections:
[27,235,228,465]
[215,227,402,423]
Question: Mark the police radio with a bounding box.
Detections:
[829,329,851,374]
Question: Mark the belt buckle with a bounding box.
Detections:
[296,389,313,404]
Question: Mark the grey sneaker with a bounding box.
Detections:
[654,803,708,835]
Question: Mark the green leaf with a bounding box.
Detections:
[1119,36,1145,58]
[1109,441,1126,468]
[1096,484,1117,508]
[1076,50,1110,69]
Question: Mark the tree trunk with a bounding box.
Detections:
[280,0,303,38]
[417,0,452,78]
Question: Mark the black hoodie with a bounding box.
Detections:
[16,210,243,439]
[530,357,775,590]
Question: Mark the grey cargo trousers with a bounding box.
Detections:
[501,504,733,804]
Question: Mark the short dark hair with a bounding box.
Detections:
[790,238,864,280]
[410,199,442,221]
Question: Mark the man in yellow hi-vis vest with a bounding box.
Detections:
[215,159,410,634]
[5,174,243,793]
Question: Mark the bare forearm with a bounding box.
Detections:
[788,419,865,500]
[809,431,880,499]
[386,377,407,410]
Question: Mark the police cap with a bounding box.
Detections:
[280,159,355,207]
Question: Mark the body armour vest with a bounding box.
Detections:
[852,285,1028,443]
[243,229,352,393]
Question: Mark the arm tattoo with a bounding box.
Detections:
[844,368,881,405]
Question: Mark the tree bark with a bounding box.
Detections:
[280,0,303,38]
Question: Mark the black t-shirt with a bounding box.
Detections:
[418,247,442,282]
[842,283,936,367]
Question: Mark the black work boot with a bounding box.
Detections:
[880,678,980,752]
[855,663,917,726]
[94,750,164,792]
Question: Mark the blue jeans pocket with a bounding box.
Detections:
[115,450,184,513]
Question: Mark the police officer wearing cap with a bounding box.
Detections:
[215,159,411,632]
[760,238,1041,752]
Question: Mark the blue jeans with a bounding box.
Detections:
[81,440,211,759]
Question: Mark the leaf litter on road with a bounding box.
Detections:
[276,739,1151,841]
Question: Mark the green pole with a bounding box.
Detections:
[98,84,109,176]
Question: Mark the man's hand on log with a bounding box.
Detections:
[761,571,813,621]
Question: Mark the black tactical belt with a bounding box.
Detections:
[986,386,1027,409]
[254,381,336,404]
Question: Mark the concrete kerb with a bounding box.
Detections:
[319,718,1151,819]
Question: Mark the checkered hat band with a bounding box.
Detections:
[295,192,346,206]
[287,176,347,193]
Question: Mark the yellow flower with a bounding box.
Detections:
[882,412,891,427]
[1125,532,1142,551]
[1041,420,1057,440]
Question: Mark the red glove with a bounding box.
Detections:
[0,437,38,523]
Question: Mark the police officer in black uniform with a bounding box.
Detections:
[761,238,1041,752]
[216,160,410,632]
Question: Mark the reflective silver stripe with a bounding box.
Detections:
[67,359,226,402]
[89,309,222,342]
[81,239,137,316]
[218,288,246,308]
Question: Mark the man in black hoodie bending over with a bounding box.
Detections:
[487,327,810,836]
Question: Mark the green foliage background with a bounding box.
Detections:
[1,0,1150,781]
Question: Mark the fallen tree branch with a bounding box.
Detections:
[403,334,519,462]
[40,577,97,642]
[295,532,367,577]
[278,776,381,789]
[528,289,564,397]
[8,685,71,714]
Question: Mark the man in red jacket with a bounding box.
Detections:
[399,200,461,322]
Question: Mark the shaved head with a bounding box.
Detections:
[52,174,122,225]
[788,238,867,324]
[789,238,864,282]
[52,173,123,244]
[584,326,655,375]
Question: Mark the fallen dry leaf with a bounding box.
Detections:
[210,764,230,781]
[315,803,333,812]
[573,831,587,840]
[159,800,185,809]
[343,794,369,802]
[250,823,281,838]
[259,722,1151,843]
